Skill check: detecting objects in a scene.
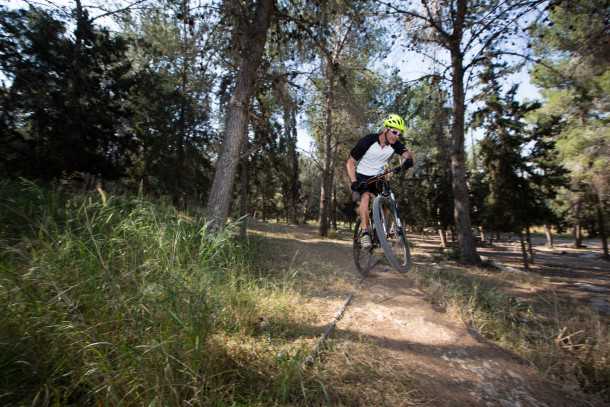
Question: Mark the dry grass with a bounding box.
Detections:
[409,253,610,403]
[305,338,425,406]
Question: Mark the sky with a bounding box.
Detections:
[296,49,542,154]
[7,0,544,155]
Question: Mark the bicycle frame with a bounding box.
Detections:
[365,165,404,227]
[353,164,411,273]
[375,178,404,238]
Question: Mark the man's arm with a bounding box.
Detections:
[346,156,357,183]
[401,150,413,162]
[393,150,414,174]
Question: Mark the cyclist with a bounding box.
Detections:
[346,114,414,249]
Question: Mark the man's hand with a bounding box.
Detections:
[351,181,367,192]
[393,158,414,174]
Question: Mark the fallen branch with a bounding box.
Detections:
[480,256,526,274]
[303,286,359,367]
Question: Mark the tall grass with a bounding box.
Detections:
[0,180,321,406]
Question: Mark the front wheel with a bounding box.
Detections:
[372,196,411,272]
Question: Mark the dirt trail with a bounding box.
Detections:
[250,222,598,406]
[342,275,580,406]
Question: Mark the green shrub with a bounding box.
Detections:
[0,180,315,406]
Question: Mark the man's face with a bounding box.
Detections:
[385,128,402,144]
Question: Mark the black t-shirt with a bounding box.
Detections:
[350,133,406,176]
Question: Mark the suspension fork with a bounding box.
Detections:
[389,191,403,230]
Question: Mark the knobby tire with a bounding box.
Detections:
[353,217,374,277]
[372,196,411,272]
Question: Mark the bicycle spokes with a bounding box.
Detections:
[353,217,375,277]
[372,196,411,273]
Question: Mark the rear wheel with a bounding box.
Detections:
[353,217,375,277]
[372,196,411,272]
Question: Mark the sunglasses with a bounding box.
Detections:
[389,129,402,137]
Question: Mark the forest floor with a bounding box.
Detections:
[249,220,609,406]
[422,234,610,315]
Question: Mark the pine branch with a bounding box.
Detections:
[90,0,153,21]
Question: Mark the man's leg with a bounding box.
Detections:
[359,192,371,231]
[359,192,372,248]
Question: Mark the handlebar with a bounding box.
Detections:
[365,165,403,185]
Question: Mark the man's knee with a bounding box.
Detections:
[359,193,371,209]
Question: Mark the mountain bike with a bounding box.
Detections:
[353,166,412,276]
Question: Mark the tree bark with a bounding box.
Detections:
[439,228,447,248]
[573,198,583,248]
[238,159,249,238]
[596,192,609,259]
[319,58,335,236]
[238,130,249,239]
[449,40,480,264]
[519,231,529,271]
[173,0,190,208]
[205,0,274,231]
[289,109,300,224]
[331,182,337,231]
[319,58,335,237]
[526,226,534,264]
[543,224,554,248]
[261,177,268,222]
[280,104,299,224]
[444,0,480,264]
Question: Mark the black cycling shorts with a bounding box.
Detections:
[356,172,381,195]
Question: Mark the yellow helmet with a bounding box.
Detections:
[383,113,405,134]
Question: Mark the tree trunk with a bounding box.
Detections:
[331,182,337,231]
[238,159,249,238]
[479,226,486,244]
[319,59,335,237]
[289,109,300,224]
[174,0,190,208]
[573,224,583,247]
[439,228,447,248]
[276,79,300,224]
[543,224,554,248]
[449,21,480,264]
[238,130,249,239]
[572,197,583,248]
[205,0,274,231]
[526,226,534,264]
[519,231,529,271]
[596,193,609,259]
[261,179,268,223]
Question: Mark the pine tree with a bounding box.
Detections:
[530,0,609,258]
[473,60,567,268]
[0,5,137,180]
[205,0,275,231]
